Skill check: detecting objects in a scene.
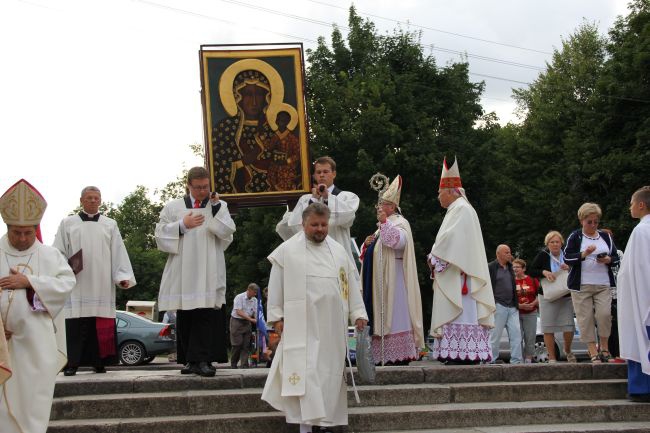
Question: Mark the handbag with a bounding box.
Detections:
[540,269,570,302]
[355,326,376,384]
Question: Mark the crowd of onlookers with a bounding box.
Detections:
[487,202,622,364]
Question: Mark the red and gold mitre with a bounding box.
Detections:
[0,179,47,226]
[439,157,462,189]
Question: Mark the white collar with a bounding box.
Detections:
[82,211,99,218]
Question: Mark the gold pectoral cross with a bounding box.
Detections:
[288,372,301,385]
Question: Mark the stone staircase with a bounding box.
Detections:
[48,363,650,433]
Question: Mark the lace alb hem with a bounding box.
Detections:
[430,323,492,361]
[371,330,418,363]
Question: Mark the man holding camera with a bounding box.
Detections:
[276,156,359,263]
[155,167,236,377]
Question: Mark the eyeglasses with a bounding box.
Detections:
[190,184,210,191]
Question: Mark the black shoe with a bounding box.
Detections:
[94,366,106,373]
[629,394,650,403]
[196,361,216,377]
[180,363,194,374]
[63,367,77,376]
[206,363,216,372]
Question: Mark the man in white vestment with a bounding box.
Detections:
[428,158,495,364]
[275,156,359,263]
[156,166,236,377]
[262,203,368,433]
[0,179,76,433]
[360,175,424,364]
[54,186,136,376]
[618,185,650,402]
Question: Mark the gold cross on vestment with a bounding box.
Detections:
[288,373,301,385]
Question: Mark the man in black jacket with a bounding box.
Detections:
[487,244,523,364]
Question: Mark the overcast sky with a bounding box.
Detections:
[0,0,628,243]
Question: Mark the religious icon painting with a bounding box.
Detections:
[199,43,311,207]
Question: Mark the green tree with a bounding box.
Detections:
[590,0,650,244]
[497,3,650,256]
[304,7,489,324]
[105,186,167,309]
[485,22,610,258]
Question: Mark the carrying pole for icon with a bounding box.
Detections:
[369,173,389,366]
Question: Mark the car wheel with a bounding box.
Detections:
[120,341,146,365]
[533,336,560,363]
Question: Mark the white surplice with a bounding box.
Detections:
[618,214,650,375]
[275,187,359,262]
[430,197,495,335]
[0,236,75,433]
[156,199,236,310]
[53,214,135,319]
[262,232,367,427]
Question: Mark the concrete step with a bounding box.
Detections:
[365,421,650,433]
[348,400,650,432]
[46,400,650,433]
[50,380,628,420]
[53,363,627,397]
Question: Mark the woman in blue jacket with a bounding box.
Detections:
[564,203,620,363]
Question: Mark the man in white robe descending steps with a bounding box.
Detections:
[263,202,368,433]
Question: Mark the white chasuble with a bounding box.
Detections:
[429,197,495,336]
[156,199,236,310]
[262,232,367,427]
[276,189,360,263]
[0,236,75,433]
[53,214,136,319]
[618,214,650,375]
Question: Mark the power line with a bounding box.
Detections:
[133,0,650,104]
[133,0,319,43]
[422,45,545,71]
[481,96,515,103]
[469,72,531,86]
[134,0,542,85]
[219,0,339,29]
[217,0,547,71]
[306,0,553,55]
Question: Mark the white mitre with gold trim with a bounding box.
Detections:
[380,175,402,207]
[0,179,47,226]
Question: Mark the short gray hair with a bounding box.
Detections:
[81,186,101,197]
[302,202,330,221]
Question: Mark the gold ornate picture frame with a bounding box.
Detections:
[199,44,310,208]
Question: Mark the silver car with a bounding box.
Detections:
[115,311,175,365]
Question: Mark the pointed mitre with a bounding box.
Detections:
[380,175,402,206]
[439,157,462,189]
[0,179,47,226]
